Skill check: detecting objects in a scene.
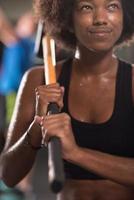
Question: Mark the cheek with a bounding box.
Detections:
[73,15,92,41]
[73,11,92,30]
[109,14,123,38]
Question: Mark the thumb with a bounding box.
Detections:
[34,115,43,125]
[61,86,65,97]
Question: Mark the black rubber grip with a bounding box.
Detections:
[47,103,65,193]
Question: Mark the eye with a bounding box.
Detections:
[81,5,93,11]
[76,2,93,12]
[107,3,120,12]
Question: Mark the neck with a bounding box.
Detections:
[75,46,117,76]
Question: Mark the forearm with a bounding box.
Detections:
[0,121,42,187]
[69,147,134,188]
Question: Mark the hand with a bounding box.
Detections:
[40,113,78,160]
[35,83,64,116]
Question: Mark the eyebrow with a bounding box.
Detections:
[76,0,94,3]
[76,0,121,3]
[106,0,121,2]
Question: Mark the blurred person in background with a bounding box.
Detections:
[0,10,36,141]
[0,11,36,124]
[0,7,25,200]
[0,42,6,154]
[0,11,36,96]
[0,7,17,153]
[0,8,36,200]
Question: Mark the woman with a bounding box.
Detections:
[1,0,134,199]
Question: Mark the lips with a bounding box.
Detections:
[89,27,112,34]
[87,28,112,39]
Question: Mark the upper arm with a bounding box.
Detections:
[132,65,134,106]
[4,66,44,150]
[4,60,64,150]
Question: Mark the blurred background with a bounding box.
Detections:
[0,1,134,200]
[0,0,33,21]
[0,1,57,200]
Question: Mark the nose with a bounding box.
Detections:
[93,8,108,26]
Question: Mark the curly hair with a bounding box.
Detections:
[34,0,134,50]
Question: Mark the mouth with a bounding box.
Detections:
[88,28,112,37]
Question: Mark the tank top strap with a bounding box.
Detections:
[116,60,133,112]
[58,58,73,112]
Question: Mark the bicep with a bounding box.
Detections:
[132,66,134,106]
[4,70,36,150]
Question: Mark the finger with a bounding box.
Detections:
[45,113,70,121]
[36,88,62,97]
[43,114,71,134]
[57,86,64,109]
[36,89,63,104]
[34,115,43,124]
[60,86,65,96]
[45,83,60,88]
[36,83,61,92]
[42,124,62,146]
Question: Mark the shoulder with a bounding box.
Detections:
[18,66,44,97]
[13,66,45,123]
[24,65,44,83]
[21,58,71,90]
[119,60,134,106]
[131,64,134,83]
[131,64,134,105]
[25,59,65,82]
[132,64,134,81]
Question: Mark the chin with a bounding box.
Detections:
[87,43,114,53]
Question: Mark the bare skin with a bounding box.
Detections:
[1,0,134,199]
[1,58,134,199]
[58,180,134,200]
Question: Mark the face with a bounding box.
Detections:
[73,0,123,52]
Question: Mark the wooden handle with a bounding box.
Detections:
[42,35,65,193]
[42,36,56,84]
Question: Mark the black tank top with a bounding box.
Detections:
[58,58,134,180]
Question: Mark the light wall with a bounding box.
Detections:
[0,0,33,21]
